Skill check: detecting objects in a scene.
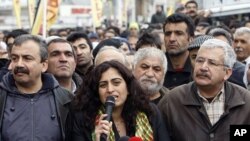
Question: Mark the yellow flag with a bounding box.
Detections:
[91,0,103,27]
[31,0,61,35]
[13,0,22,28]
[31,0,44,35]
[47,0,61,30]
[28,0,36,27]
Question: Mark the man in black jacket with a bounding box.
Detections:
[0,35,72,141]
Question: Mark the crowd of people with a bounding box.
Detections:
[1,0,250,141]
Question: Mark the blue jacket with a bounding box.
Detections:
[0,73,73,141]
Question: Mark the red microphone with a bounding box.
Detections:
[128,137,143,141]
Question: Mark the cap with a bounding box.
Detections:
[129,22,139,30]
[188,35,214,50]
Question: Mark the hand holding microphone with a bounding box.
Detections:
[95,96,115,141]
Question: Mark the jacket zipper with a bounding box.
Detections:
[31,98,34,141]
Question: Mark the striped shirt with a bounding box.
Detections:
[198,88,225,125]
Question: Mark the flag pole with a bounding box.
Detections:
[42,0,47,38]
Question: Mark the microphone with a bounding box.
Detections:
[100,96,116,141]
[118,136,130,141]
[128,137,143,141]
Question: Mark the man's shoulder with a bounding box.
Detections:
[168,82,193,97]
[158,82,193,106]
[228,82,250,93]
[53,86,73,105]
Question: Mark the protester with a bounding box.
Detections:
[46,37,82,94]
[185,0,211,26]
[127,35,138,51]
[0,41,8,59]
[151,5,166,25]
[159,39,250,141]
[195,22,210,35]
[67,32,94,79]
[208,27,246,88]
[0,34,73,140]
[128,22,140,37]
[0,29,29,82]
[66,60,170,141]
[94,46,127,67]
[244,58,250,90]
[133,48,168,104]
[188,35,214,68]
[92,38,123,58]
[135,33,161,51]
[233,27,250,63]
[163,13,194,89]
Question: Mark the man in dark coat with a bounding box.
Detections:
[0,35,72,141]
[159,39,250,141]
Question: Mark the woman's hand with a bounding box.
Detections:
[95,114,113,141]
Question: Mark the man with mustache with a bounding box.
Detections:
[185,0,211,26]
[163,13,194,89]
[67,32,94,80]
[133,47,168,104]
[46,37,82,94]
[159,39,250,141]
[233,27,250,63]
[0,34,73,141]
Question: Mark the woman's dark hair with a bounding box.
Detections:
[73,60,153,135]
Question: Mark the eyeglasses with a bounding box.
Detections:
[195,57,228,68]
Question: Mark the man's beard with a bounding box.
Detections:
[139,76,163,96]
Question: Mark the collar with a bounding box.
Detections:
[71,79,77,93]
[166,53,193,73]
[197,87,225,103]
[182,82,245,109]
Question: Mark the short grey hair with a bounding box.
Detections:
[208,28,233,46]
[200,39,236,68]
[94,46,127,65]
[234,27,250,37]
[133,48,168,74]
[13,34,48,62]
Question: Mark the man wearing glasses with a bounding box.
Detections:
[159,39,250,141]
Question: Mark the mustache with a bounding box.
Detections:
[13,67,29,75]
[234,48,243,52]
[196,72,210,79]
[139,76,157,84]
[188,10,196,13]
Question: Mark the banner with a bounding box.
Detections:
[31,0,61,36]
[122,0,128,25]
[47,0,61,30]
[31,0,44,35]
[91,0,103,27]
[28,0,35,27]
[13,0,22,28]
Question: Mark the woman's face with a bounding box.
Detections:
[98,68,129,109]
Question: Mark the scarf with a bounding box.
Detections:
[92,109,154,141]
